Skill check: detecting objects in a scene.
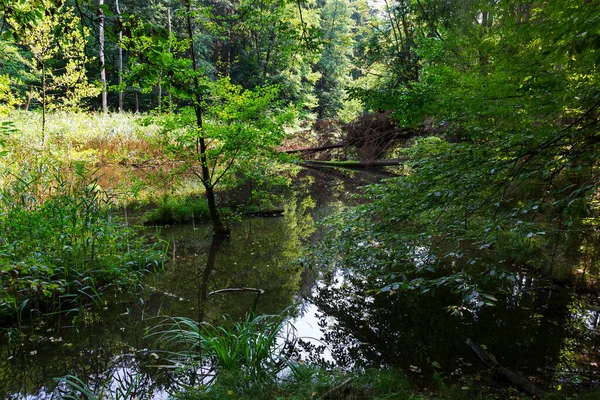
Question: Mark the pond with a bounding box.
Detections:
[0,166,599,399]
[0,166,370,399]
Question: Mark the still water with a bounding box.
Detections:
[0,167,599,398]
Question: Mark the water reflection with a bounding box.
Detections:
[0,191,320,399]
[305,269,600,389]
[8,165,599,397]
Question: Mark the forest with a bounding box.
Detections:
[0,0,599,398]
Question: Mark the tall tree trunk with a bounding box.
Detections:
[116,0,123,112]
[167,7,173,112]
[184,0,228,236]
[41,62,46,144]
[157,80,162,109]
[99,0,108,113]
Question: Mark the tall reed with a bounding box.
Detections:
[0,160,166,321]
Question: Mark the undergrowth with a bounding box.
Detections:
[2,110,163,166]
[142,194,210,225]
[0,160,167,324]
[149,312,291,382]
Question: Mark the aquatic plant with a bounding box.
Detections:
[55,374,141,400]
[0,160,167,321]
[149,311,294,384]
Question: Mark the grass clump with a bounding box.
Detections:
[0,160,166,323]
[142,194,210,226]
[149,313,421,400]
[151,312,290,381]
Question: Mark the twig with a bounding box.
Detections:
[209,287,265,295]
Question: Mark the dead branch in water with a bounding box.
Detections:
[470,341,547,399]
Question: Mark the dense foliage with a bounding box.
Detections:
[0,0,368,118]
[315,0,600,308]
[0,161,165,323]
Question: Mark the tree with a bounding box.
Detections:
[115,0,124,112]
[123,3,294,235]
[203,0,323,111]
[6,0,100,139]
[313,0,357,119]
[99,0,108,113]
[319,0,600,305]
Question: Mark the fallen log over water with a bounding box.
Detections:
[300,157,409,169]
[470,341,547,399]
[242,210,284,217]
[282,142,347,154]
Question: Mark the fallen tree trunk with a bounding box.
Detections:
[300,157,409,169]
[281,128,421,155]
[470,341,547,399]
[281,142,347,154]
[298,161,398,179]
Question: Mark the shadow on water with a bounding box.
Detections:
[302,269,600,391]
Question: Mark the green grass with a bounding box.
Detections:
[2,110,163,166]
[142,194,211,225]
[0,160,167,323]
[150,312,290,383]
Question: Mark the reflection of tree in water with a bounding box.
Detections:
[0,193,319,398]
[150,194,317,323]
[295,166,381,210]
[310,270,600,387]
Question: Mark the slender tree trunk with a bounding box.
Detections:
[167,7,173,112]
[116,0,123,112]
[157,80,162,109]
[226,9,231,77]
[262,23,278,79]
[41,62,46,144]
[184,0,228,235]
[24,85,32,111]
[99,0,108,113]
[135,91,139,113]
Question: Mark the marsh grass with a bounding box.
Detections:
[148,311,294,385]
[2,111,163,166]
[55,374,142,400]
[142,194,211,225]
[0,160,167,322]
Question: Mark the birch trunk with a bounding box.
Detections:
[99,0,108,113]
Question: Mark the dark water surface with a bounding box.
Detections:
[1,167,599,398]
